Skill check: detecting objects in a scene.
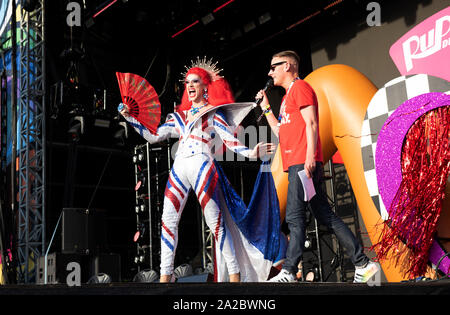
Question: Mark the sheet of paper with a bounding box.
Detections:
[298,170,316,202]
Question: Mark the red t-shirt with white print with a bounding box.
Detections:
[278,79,323,172]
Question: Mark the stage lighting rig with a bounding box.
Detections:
[201,13,215,25]
[135,170,147,192]
[134,199,147,214]
[138,203,147,214]
[305,266,320,282]
[87,273,112,284]
[134,247,149,266]
[49,80,83,120]
[60,47,85,89]
[66,93,89,141]
[174,263,194,279]
[50,78,132,146]
[21,0,39,12]
[112,121,128,147]
[92,89,113,128]
[85,0,129,28]
[132,149,146,164]
[133,269,159,283]
[171,0,236,38]
[303,235,317,251]
[131,143,170,271]
[134,222,147,243]
[67,115,85,142]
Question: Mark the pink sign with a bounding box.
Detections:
[390,7,450,81]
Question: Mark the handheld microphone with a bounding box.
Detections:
[255,78,274,105]
[255,78,274,123]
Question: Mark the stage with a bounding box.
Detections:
[1,0,450,295]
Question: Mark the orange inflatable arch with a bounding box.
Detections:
[270,64,450,282]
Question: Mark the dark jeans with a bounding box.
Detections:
[282,163,369,274]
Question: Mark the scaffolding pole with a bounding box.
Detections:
[17,0,46,283]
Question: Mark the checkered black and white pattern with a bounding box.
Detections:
[360,74,450,220]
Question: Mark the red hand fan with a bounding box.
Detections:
[116,72,161,134]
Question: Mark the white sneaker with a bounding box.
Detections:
[353,261,380,283]
[267,269,296,283]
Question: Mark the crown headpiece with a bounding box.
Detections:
[180,56,223,82]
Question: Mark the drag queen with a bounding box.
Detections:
[119,59,279,282]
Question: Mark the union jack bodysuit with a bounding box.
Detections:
[123,105,276,281]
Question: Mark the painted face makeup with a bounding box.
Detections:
[186,74,206,103]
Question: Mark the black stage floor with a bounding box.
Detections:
[1,280,449,295]
[1,281,448,314]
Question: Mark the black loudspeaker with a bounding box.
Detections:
[90,253,121,282]
[62,208,107,255]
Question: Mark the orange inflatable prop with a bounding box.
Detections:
[270,64,407,282]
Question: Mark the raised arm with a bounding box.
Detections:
[256,89,279,138]
[119,104,180,144]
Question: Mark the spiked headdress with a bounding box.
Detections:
[177,56,234,112]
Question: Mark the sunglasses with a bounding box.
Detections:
[269,61,287,71]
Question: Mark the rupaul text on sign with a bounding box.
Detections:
[389,7,450,81]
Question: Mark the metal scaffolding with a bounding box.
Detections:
[133,142,171,273]
[200,213,213,272]
[17,0,46,283]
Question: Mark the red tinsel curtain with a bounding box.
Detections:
[373,106,450,278]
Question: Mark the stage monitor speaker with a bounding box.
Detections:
[62,208,107,255]
[90,253,121,282]
[176,273,212,283]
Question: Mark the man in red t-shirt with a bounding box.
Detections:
[278,78,323,173]
[257,50,378,283]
